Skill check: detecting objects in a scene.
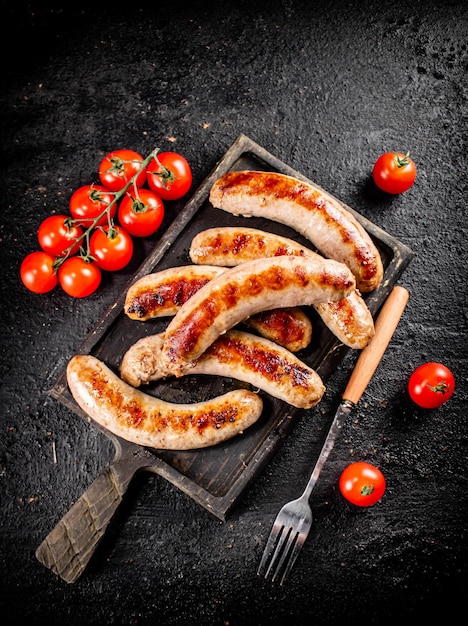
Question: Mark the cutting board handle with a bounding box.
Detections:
[35,446,153,583]
[342,286,410,405]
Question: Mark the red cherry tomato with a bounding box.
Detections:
[98,149,147,192]
[372,151,417,194]
[69,184,116,227]
[339,462,386,507]
[117,188,165,237]
[147,151,192,200]
[38,214,83,257]
[20,251,58,294]
[408,362,455,409]
[58,256,102,298]
[89,225,134,271]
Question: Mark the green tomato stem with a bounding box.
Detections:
[54,147,160,270]
[395,151,411,168]
[427,381,451,395]
[361,484,375,496]
[147,153,175,188]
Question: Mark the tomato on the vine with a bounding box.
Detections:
[339,462,386,507]
[38,214,83,257]
[69,184,116,227]
[147,151,192,200]
[99,149,147,192]
[20,251,58,294]
[58,256,102,298]
[117,188,165,237]
[89,225,134,271]
[372,151,417,194]
[408,362,455,409]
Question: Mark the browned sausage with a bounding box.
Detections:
[120,330,325,409]
[67,354,263,450]
[209,171,383,292]
[161,254,355,376]
[189,227,375,349]
[125,264,312,352]
[124,265,226,320]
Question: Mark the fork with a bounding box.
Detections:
[257,286,409,585]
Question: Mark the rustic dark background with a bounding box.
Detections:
[1,1,467,624]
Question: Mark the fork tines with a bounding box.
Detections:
[257,522,305,585]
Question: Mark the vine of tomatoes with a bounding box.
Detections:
[20,147,192,298]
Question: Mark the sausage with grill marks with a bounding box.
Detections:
[120,330,325,409]
[124,265,227,321]
[243,307,312,352]
[161,254,356,377]
[67,354,263,450]
[190,226,374,349]
[124,264,312,352]
[209,171,383,293]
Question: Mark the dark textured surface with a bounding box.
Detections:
[1,1,467,624]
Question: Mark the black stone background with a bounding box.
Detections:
[1,1,467,624]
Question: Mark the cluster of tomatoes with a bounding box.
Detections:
[20,148,192,298]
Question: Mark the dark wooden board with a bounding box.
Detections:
[49,134,414,521]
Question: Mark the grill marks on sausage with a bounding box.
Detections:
[244,308,310,351]
[88,364,229,434]
[128,278,210,317]
[120,330,325,408]
[207,333,313,388]
[210,171,383,292]
[190,227,310,266]
[320,297,354,329]
[213,231,265,256]
[68,355,263,449]
[124,266,229,322]
[161,256,356,374]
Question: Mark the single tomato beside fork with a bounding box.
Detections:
[339,462,386,507]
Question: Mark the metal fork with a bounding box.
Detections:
[257,286,409,585]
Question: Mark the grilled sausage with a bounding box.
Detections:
[67,354,263,450]
[161,255,356,376]
[209,171,383,293]
[125,264,312,352]
[190,226,311,266]
[189,227,374,349]
[243,307,312,352]
[120,330,325,409]
[125,265,226,321]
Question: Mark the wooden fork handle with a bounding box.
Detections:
[342,286,410,406]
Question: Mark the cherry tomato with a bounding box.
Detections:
[147,151,192,200]
[339,462,386,507]
[38,214,83,257]
[408,362,455,409]
[372,151,417,194]
[98,149,147,192]
[89,225,134,271]
[58,256,102,298]
[20,251,58,294]
[69,184,116,227]
[117,188,165,237]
